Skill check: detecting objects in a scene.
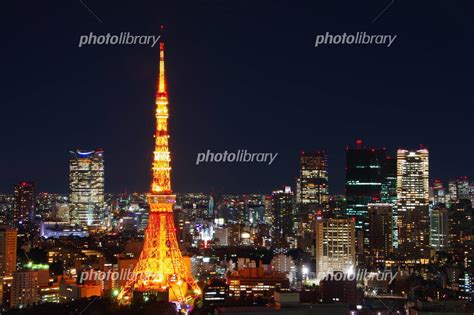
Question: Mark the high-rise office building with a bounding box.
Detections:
[264,196,273,225]
[296,151,329,207]
[50,202,70,222]
[10,270,39,308]
[448,180,457,203]
[315,218,355,278]
[13,181,35,225]
[246,194,266,224]
[271,187,296,243]
[449,177,470,203]
[345,140,386,248]
[380,156,397,205]
[327,195,347,219]
[396,148,430,258]
[380,156,398,248]
[448,199,472,248]
[367,203,393,258]
[431,180,447,206]
[208,196,215,218]
[430,205,449,251]
[0,226,17,276]
[69,149,105,228]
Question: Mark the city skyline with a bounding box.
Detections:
[1,1,473,313]
[2,1,473,194]
[0,143,469,195]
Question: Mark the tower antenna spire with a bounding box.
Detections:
[151,34,170,194]
[158,31,167,96]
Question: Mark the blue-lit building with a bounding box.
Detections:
[40,221,88,238]
[69,149,105,228]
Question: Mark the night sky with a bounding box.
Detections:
[2,1,473,194]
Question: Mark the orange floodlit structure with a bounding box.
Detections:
[117,41,201,311]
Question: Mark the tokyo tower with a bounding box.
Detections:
[117,41,201,310]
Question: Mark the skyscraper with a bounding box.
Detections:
[449,177,470,203]
[430,205,449,251]
[0,226,17,276]
[396,148,430,258]
[296,151,329,207]
[431,180,447,206]
[69,149,105,228]
[271,186,296,245]
[315,218,355,278]
[345,140,386,248]
[13,181,35,225]
[367,203,393,259]
[380,156,397,205]
[448,199,472,248]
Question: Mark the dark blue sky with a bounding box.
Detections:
[1,1,473,194]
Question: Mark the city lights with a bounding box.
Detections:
[1,3,472,314]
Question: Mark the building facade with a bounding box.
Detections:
[69,149,105,228]
[13,181,35,225]
[0,226,17,277]
[10,270,40,309]
[315,218,355,278]
[345,140,386,251]
[296,151,329,207]
[396,148,430,258]
[431,180,447,206]
[449,177,470,203]
[430,205,449,251]
[271,187,296,245]
[367,203,393,258]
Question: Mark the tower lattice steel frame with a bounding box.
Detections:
[117,41,201,310]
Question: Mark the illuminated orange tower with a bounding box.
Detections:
[117,41,201,310]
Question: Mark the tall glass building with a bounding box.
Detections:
[271,187,296,245]
[380,156,398,248]
[448,176,470,203]
[296,151,329,207]
[345,140,385,246]
[396,148,430,258]
[367,203,393,258]
[429,205,449,251]
[13,181,35,225]
[69,149,105,228]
